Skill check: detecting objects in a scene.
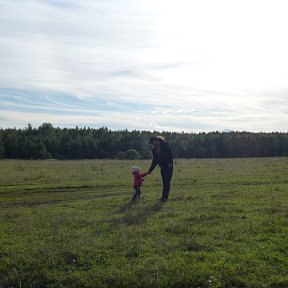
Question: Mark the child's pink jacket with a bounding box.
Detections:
[132,171,148,187]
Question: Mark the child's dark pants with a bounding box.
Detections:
[132,186,141,201]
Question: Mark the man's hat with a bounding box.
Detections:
[148,136,165,144]
[148,136,157,144]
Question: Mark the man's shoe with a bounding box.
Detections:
[160,197,167,202]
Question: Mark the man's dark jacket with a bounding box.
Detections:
[148,141,173,173]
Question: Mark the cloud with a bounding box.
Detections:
[1,0,288,132]
[2,87,288,132]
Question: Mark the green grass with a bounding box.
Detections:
[0,158,287,288]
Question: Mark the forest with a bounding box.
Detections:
[0,123,288,159]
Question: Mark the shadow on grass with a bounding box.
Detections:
[117,200,164,226]
[117,201,134,213]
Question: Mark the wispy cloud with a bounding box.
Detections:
[1,0,288,132]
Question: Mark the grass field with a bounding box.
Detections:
[0,158,287,288]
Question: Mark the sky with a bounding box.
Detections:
[1,0,288,133]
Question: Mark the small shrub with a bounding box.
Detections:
[116,151,125,160]
[125,149,140,160]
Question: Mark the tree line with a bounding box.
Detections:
[0,123,288,159]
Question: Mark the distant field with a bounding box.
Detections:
[0,158,287,288]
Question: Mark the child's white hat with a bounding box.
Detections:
[131,166,140,172]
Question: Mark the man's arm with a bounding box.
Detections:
[147,150,157,174]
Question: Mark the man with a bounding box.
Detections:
[147,136,173,202]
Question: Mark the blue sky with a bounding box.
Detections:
[1,0,288,132]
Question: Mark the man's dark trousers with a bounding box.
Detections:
[161,165,173,200]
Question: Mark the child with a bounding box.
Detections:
[131,166,148,201]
